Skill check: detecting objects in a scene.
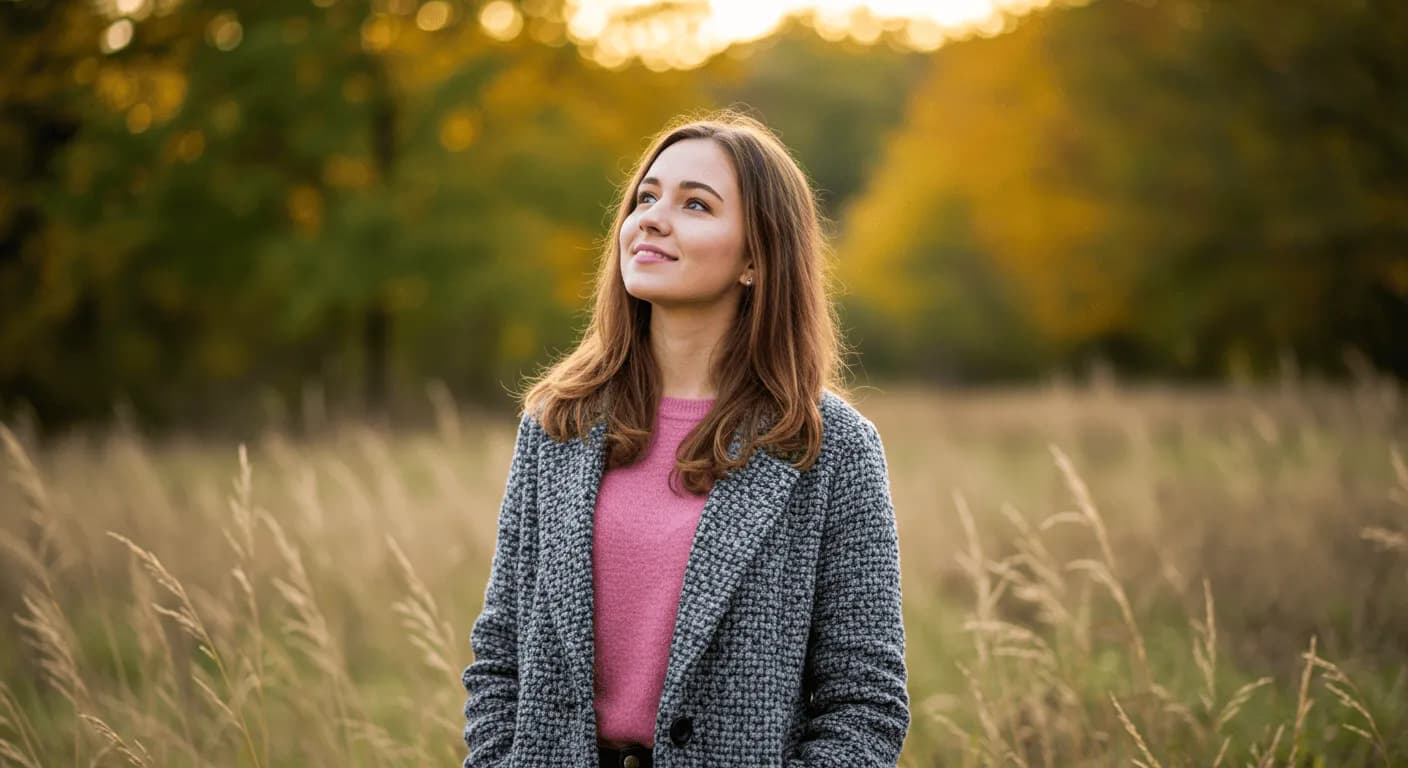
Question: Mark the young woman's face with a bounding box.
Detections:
[619,138,751,308]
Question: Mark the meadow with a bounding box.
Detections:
[1,377,1405,766]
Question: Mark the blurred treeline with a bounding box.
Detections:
[2,0,1405,429]
[841,0,1408,383]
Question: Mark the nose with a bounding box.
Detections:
[637,198,669,235]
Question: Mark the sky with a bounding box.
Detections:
[94,0,1063,68]
[543,0,1064,69]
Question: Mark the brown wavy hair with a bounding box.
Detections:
[520,109,852,494]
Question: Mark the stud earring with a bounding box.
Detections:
[744,276,754,286]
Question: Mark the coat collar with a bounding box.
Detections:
[537,417,801,710]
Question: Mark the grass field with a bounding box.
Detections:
[1,379,1405,766]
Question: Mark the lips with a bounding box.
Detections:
[633,244,678,263]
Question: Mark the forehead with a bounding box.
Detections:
[643,138,738,191]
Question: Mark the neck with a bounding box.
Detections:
[648,301,736,399]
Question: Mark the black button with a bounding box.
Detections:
[669,715,693,747]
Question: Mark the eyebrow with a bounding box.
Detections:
[639,177,724,203]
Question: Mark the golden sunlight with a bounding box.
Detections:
[562,0,1068,69]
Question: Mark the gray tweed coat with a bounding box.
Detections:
[460,390,909,767]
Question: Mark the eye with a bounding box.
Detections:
[636,190,657,205]
[686,198,710,212]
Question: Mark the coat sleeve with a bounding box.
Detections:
[787,417,911,767]
[461,412,537,768]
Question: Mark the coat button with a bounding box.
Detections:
[623,757,639,768]
[669,715,693,746]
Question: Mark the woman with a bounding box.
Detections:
[461,111,909,768]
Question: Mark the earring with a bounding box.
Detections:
[744,276,754,286]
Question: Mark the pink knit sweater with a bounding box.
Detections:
[591,395,716,747]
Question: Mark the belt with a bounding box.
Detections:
[598,741,653,768]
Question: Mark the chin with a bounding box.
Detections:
[634,292,681,307]
[624,277,671,300]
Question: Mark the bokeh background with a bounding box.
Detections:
[1,0,1406,765]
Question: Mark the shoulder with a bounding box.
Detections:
[818,389,885,462]
[508,407,555,465]
[816,391,894,513]
[514,408,544,444]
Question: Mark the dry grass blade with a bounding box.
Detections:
[0,423,49,514]
[191,672,242,733]
[1390,445,1408,507]
[222,444,268,762]
[961,619,1056,665]
[1360,526,1408,553]
[14,590,88,707]
[1214,677,1273,732]
[263,514,344,678]
[1192,578,1217,711]
[956,662,1024,766]
[105,531,265,767]
[1000,504,1066,591]
[0,683,42,768]
[222,444,257,561]
[919,692,972,746]
[1252,723,1284,768]
[387,535,456,674]
[105,532,202,631]
[0,529,50,588]
[1065,559,1150,687]
[1036,511,1088,531]
[999,503,1075,631]
[955,492,994,665]
[1110,693,1163,768]
[1049,445,1118,571]
[1149,683,1199,733]
[79,714,150,767]
[1050,444,1153,688]
[983,556,1020,608]
[1287,635,1317,766]
[923,710,973,747]
[149,603,207,644]
[0,424,59,593]
[231,565,255,607]
[1310,655,1390,763]
[0,741,42,768]
[1210,736,1229,768]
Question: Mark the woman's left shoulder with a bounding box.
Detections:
[817,389,886,461]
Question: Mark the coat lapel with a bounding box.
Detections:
[539,417,801,710]
[655,432,800,713]
[539,419,609,706]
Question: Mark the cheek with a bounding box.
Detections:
[617,220,636,260]
[699,222,744,263]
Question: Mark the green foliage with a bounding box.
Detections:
[708,22,930,220]
[839,0,1408,381]
[3,0,1405,427]
[1,0,929,427]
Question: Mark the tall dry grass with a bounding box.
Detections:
[868,375,1407,766]
[0,376,1404,766]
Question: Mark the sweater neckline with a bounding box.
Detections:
[658,395,715,423]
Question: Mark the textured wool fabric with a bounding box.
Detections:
[592,395,715,746]
[461,390,910,767]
